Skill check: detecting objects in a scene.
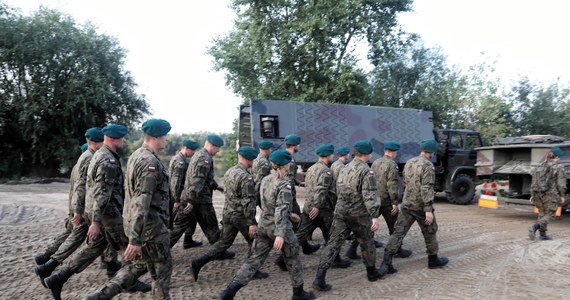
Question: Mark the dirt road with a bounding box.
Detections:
[1,182,570,300]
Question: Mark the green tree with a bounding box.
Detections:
[0,5,149,177]
[208,0,412,104]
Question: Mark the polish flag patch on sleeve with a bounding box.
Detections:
[148,166,156,172]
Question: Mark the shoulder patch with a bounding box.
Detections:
[108,158,116,164]
[369,170,375,175]
[247,176,253,181]
[178,161,184,165]
[148,166,156,172]
[264,162,269,166]
[286,184,292,190]
[204,160,209,164]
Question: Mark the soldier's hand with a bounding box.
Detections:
[290,213,301,223]
[87,221,101,240]
[309,207,319,220]
[173,202,181,214]
[71,212,83,226]
[391,205,399,216]
[216,186,224,193]
[370,218,380,232]
[425,211,434,225]
[248,225,257,239]
[560,197,565,205]
[273,236,284,251]
[529,197,534,205]
[183,203,193,214]
[123,244,142,262]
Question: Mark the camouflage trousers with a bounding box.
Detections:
[232,227,303,288]
[534,193,557,232]
[66,212,128,273]
[318,214,376,269]
[385,208,439,256]
[96,233,172,300]
[169,209,199,248]
[349,205,396,248]
[207,217,254,258]
[296,209,334,244]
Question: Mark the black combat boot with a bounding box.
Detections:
[213,250,236,260]
[126,280,152,293]
[44,266,74,300]
[345,242,361,260]
[378,252,397,275]
[366,266,386,282]
[252,270,269,280]
[191,254,212,281]
[312,268,332,291]
[331,254,352,269]
[105,260,121,278]
[292,284,315,300]
[34,258,60,288]
[85,287,113,300]
[275,254,288,271]
[183,234,203,249]
[301,241,320,255]
[220,281,244,300]
[374,240,383,248]
[528,223,539,240]
[34,251,52,265]
[428,255,449,269]
[539,231,552,240]
[394,247,412,258]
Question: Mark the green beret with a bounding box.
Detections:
[206,134,224,147]
[84,127,103,142]
[551,147,564,157]
[81,143,88,153]
[384,140,400,151]
[353,140,373,155]
[183,139,199,150]
[258,140,273,150]
[238,146,258,160]
[336,146,350,156]
[420,139,439,153]
[102,124,128,138]
[316,144,334,157]
[284,134,301,146]
[269,149,292,166]
[142,119,171,137]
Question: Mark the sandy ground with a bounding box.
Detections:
[1,182,570,300]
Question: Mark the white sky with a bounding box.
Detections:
[6,0,570,133]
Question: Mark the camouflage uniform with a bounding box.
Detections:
[531,161,566,234]
[371,155,400,235]
[98,144,173,299]
[317,158,380,269]
[205,163,257,258]
[252,153,271,207]
[285,156,303,218]
[43,149,92,263]
[168,151,197,246]
[330,159,347,186]
[296,161,335,244]
[171,148,221,244]
[230,174,304,287]
[384,155,439,256]
[64,143,128,273]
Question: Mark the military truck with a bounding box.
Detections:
[475,135,570,208]
[237,99,483,205]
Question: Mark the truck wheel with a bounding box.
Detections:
[447,174,476,205]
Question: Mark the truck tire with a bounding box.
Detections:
[447,174,476,205]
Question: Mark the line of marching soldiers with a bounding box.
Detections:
[33,120,448,300]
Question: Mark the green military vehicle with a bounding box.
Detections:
[237,99,483,205]
[475,135,570,208]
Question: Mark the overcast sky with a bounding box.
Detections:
[6,0,570,134]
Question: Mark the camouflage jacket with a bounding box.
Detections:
[552,162,567,196]
[303,160,335,213]
[222,163,257,226]
[335,158,380,218]
[259,174,294,241]
[85,144,124,223]
[402,155,435,212]
[69,148,95,215]
[285,155,300,186]
[168,152,188,204]
[252,153,271,204]
[181,148,219,205]
[124,144,170,246]
[330,158,347,184]
[371,155,400,207]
